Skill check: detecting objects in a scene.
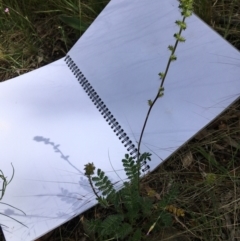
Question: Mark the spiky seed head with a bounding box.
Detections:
[84,163,95,176]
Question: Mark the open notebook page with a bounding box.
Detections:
[67,0,240,171]
[1,0,240,240]
[0,58,129,241]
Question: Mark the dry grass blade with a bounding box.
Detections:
[181,151,194,168]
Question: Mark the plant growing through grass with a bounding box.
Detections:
[84,154,180,240]
[83,0,193,239]
[0,164,27,228]
[141,1,193,235]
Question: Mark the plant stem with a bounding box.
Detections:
[87,176,101,199]
[137,16,186,160]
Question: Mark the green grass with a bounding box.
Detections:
[0,0,110,81]
[0,0,240,240]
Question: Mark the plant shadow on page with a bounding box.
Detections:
[0,57,129,241]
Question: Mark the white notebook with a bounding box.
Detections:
[1,0,240,240]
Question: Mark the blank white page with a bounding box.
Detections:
[0,58,128,241]
[67,0,240,170]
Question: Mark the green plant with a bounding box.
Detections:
[135,0,194,199]
[59,0,109,32]
[82,1,194,239]
[0,0,110,81]
[84,153,179,240]
[137,0,194,156]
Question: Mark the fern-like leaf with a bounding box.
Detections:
[92,169,116,198]
[138,152,152,165]
[96,196,109,208]
[121,185,141,223]
[140,196,153,216]
[100,214,124,237]
[115,222,132,239]
[131,228,142,241]
[122,154,139,180]
[84,219,102,237]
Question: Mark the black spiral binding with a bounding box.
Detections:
[65,55,150,172]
